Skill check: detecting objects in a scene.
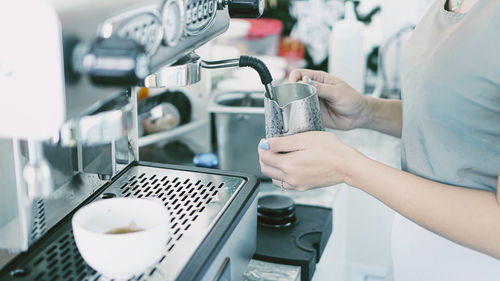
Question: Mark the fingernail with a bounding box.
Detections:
[305,76,312,85]
[259,139,269,150]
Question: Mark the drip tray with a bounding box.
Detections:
[0,162,259,281]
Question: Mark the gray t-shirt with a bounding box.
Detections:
[400,0,500,192]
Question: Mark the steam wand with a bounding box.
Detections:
[201,55,274,100]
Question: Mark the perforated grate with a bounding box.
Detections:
[3,164,245,281]
[120,172,221,246]
[29,232,95,281]
[29,199,47,242]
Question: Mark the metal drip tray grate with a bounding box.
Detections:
[29,199,47,242]
[119,169,224,244]
[1,163,247,281]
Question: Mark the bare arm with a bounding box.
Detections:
[346,153,500,258]
[362,97,402,138]
[259,132,500,259]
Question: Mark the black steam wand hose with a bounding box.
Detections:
[201,55,274,100]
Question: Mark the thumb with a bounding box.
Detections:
[267,134,305,153]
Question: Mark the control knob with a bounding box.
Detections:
[73,38,150,86]
[218,0,265,18]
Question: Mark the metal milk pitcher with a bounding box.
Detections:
[264,83,325,138]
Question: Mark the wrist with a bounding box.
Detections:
[342,147,371,188]
[357,95,377,130]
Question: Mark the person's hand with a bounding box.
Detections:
[289,69,370,130]
[258,131,363,191]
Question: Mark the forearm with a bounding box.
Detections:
[345,154,500,259]
[361,97,402,138]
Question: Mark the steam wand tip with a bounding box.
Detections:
[265,83,274,100]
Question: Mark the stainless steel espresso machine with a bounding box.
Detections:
[0,0,264,280]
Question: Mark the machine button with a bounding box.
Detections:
[186,9,191,24]
[192,5,197,22]
[197,5,203,20]
[227,0,265,18]
[209,1,214,13]
[74,38,150,86]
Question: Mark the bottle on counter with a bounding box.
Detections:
[328,0,366,93]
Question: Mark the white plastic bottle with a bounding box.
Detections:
[328,0,366,93]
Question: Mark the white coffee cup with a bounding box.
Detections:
[72,197,170,279]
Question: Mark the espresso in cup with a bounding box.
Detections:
[105,221,145,234]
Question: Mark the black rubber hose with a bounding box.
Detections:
[239,55,273,85]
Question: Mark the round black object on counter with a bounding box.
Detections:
[257,194,296,227]
[258,194,295,215]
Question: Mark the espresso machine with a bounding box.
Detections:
[0,0,265,280]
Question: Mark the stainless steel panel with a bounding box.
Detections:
[81,143,116,177]
[60,93,134,146]
[142,52,202,88]
[0,139,30,252]
[201,199,257,281]
[0,140,20,235]
[208,92,266,178]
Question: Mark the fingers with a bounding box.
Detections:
[308,80,332,100]
[288,69,312,82]
[271,179,295,190]
[259,148,291,171]
[258,138,297,179]
[259,159,287,181]
[272,179,281,188]
[265,134,306,153]
[289,69,344,85]
[258,139,290,169]
[288,69,345,102]
[258,136,308,188]
[258,135,326,192]
[258,145,295,190]
[288,69,327,83]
